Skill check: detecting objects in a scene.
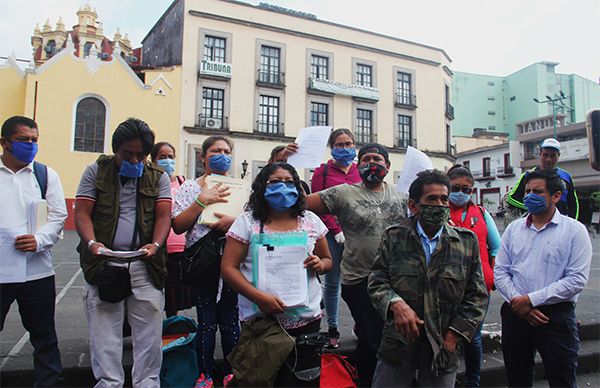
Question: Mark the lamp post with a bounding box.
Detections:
[241,159,249,179]
[533,91,569,139]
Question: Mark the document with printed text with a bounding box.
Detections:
[257,245,309,308]
[0,227,28,283]
[287,126,332,169]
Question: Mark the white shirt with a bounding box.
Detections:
[0,156,67,282]
[494,209,592,307]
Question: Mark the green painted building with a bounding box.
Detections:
[451,62,600,139]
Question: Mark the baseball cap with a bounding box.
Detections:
[541,138,560,152]
[358,143,390,163]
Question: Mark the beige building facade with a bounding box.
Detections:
[142,0,455,182]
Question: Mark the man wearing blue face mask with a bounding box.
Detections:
[495,169,592,388]
[0,116,68,386]
[74,118,172,387]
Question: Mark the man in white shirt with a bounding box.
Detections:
[0,116,68,386]
[495,169,592,388]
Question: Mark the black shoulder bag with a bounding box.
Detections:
[181,229,226,285]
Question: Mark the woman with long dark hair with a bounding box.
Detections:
[172,135,240,387]
[221,163,332,379]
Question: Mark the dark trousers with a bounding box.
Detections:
[342,279,383,387]
[193,279,240,376]
[501,302,579,388]
[0,276,62,386]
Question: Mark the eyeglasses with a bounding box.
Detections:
[450,185,473,194]
[333,142,355,149]
[266,180,295,188]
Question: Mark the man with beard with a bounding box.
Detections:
[306,143,406,386]
[368,169,488,387]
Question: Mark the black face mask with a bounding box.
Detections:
[359,162,388,184]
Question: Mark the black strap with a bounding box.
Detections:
[322,163,329,188]
[176,175,185,185]
[33,161,48,200]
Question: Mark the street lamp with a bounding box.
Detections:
[241,159,248,179]
[532,91,570,139]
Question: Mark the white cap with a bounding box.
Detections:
[541,138,560,151]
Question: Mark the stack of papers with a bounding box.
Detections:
[97,247,148,259]
[199,174,250,224]
[28,199,48,234]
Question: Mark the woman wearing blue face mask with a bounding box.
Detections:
[287,128,361,349]
[150,142,193,318]
[447,164,501,388]
[172,136,240,387]
[221,163,332,383]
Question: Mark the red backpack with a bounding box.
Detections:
[320,353,358,388]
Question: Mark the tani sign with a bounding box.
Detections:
[200,60,232,78]
[518,115,566,134]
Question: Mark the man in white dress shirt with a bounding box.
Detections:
[494,169,592,388]
[0,116,68,386]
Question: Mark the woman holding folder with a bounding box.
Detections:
[172,135,240,388]
[221,163,332,381]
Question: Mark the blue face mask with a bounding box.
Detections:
[9,141,38,164]
[264,182,299,211]
[524,193,547,214]
[157,158,176,176]
[449,191,471,207]
[119,160,144,178]
[331,147,356,167]
[208,154,231,173]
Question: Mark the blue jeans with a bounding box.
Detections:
[463,322,483,387]
[0,276,63,386]
[323,231,343,329]
[193,279,240,376]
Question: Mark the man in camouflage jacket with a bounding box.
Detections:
[368,170,488,387]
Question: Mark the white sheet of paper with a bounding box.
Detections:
[97,247,148,259]
[287,126,332,169]
[28,199,48,234]
[257,245,308,308]
[0,228,28,283]
[199,175,251,224]
[396,146,433,194]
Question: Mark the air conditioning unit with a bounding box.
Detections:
[204,118,222,129]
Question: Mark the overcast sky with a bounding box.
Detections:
[2,0,598,82]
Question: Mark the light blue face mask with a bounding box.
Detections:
[264,182,299,211]
[449,191,471,207]
[157,158,176,176]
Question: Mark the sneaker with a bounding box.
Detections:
[325,327,340,349]
[194,374,213,388]
[223,374,234,387]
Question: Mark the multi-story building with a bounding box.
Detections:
[142,0,455,181]
[455,141,521,214]
[516,115,599,223]
[451,61,600,140]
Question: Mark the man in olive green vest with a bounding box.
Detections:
[74,118,172,388]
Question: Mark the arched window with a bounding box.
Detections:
[74,97,106,152]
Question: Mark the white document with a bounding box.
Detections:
[199,174,251,224]
[0,228,28,283]
[28,199,48,234]
[396,146,433,194]
[287,126,332,169]
[97,247,148,259]
[257,245,308,308]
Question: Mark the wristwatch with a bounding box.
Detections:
[87,240,96,249]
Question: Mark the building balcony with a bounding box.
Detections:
[197,115,229,130]
[198,60,232,80]
[394,94,417,109]
[497,166,515,177]
[308,77,380,101]
[445,103,455,120]
[472,169,495,181]
[256,70,285,89]
[395,138,417,149]
[255,120,284,136]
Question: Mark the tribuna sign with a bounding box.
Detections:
[200,60,232,78]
